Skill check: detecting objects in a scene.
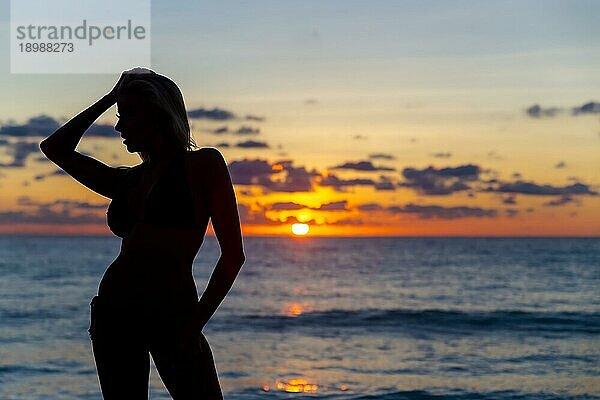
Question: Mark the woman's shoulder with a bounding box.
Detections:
[188,147,224,158]
[186,147,227,166]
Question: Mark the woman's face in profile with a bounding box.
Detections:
[115,92,160,153]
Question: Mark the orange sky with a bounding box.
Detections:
[1,2,599,236]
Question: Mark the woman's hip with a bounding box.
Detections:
[88,294,196,342]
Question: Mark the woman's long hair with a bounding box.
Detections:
[119,71,197,163]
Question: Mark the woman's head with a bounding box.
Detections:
[115,69,196,162]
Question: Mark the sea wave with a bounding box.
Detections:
[213,308,600,337]
[227,387,599,400]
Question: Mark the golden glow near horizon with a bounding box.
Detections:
[291,223,309,236]
[296,213,312,223]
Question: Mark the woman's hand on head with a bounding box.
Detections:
[106,66,156,102]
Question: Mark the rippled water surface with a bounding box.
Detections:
[0,236,598,399]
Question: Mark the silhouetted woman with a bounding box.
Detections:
[40,67,246,399]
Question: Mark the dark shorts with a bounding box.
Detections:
[88,295,223,399]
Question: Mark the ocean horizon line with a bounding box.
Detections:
[1,233,599,239]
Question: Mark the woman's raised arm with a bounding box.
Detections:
[40,69,142,199]
[39,92,126,198]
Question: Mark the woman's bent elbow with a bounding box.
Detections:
[39,140,50,155]
[39,140,64,159]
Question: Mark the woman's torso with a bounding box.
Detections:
[98,151,210,308]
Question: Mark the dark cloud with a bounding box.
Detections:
[502,195,517,205]
[0,209,105,224]
[405,164,480,179]
[318,173,375,190]
[0,195,109,225]
[245,115,265,122]
[238,189,254,196]
[34,169,68,181]
[543,195,580,207]
[210,126,229,135]
[572,101,600,115]
[374,176,396,191]
[235,140,269,148]
[314,200,349,211]
[209,125,261,135]
[0,115,59,137]
[400,164,480,195]
[0,141,41,167]
[228,158,314,192]
[260,165,314,192]
[267,202,307,210]
[368,153,395,160]
[388,203,497,219]
[265,200,351,212]
[237,203,318,226]
[432,152,452,158]
[526,104,561,118]
[280,215,317,225]
[0,115,117,139]
[486,180,597,196]
[554,161,566,169]
[353,135,367,140]
[228,159,276,185]
[235,126,260,135]
[18,196,108,209]
[332,161,395,171]
[236,203,274,225]
[187,107,235,120]
[525,101,600,118]
[357,203,384,211]
[505,208,519,218]
[329,217,365,225]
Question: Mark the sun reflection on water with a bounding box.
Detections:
[284,302,312,316]
[275,378,318,393]
[261,379,350,394]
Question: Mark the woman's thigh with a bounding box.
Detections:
[150,329,223,400]
[88,295,151,399]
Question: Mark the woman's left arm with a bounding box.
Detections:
[188,148,246,332]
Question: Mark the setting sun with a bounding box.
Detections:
[291,223,309,236]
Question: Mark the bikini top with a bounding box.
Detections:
[106,152,206,238]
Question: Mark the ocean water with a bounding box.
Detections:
[0,236,598,399]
